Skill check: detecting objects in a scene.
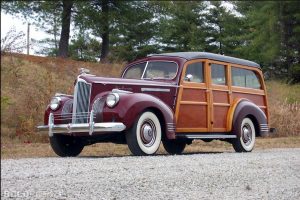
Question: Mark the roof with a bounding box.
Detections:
[148,52,260,68]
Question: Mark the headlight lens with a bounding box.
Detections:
[50,97,61,111]
[106,93,119,108]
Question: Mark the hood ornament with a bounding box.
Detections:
[79,68,90,75]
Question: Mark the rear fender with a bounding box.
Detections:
[231,99,268,137]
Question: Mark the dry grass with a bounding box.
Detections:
[267,81,300,136]
[1,137,300,159]
[1,53,124,143]
[1,53,299,146]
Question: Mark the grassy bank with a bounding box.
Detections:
[1,53,299,146]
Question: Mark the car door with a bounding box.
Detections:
[208,61,231,132]
[175,60,209,132]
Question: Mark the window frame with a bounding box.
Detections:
[183,61,205,84]
[122,60,179,80]
[231,66,262,89]
[209,62,228,86]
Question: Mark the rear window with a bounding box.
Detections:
[231,67,261,89]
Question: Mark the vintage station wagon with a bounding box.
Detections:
[38,52,272,156]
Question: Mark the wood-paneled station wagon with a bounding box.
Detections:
[37,52,273,156]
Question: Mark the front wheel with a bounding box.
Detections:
[50,135,84,157]
[232,117,256,152]
[126,111,162,156]
[163,139,186,155]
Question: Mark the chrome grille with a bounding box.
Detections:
[72,79,91,123]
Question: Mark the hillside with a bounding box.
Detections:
[1,53,299,144]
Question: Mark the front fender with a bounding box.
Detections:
[103,93,176,139]
[44,95,73,125]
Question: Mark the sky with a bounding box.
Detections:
[1,12,48,55]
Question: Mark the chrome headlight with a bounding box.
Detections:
[106,93,119,108]
[49,97,61,111]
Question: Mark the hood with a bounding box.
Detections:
[78,75,178,110]
[79,75,177,87]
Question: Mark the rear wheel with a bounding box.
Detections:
[232,117,256,152]
[163,139,186,155]
[50,135,84,157]
[126,111,162,156]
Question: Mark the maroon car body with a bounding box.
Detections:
[38,52,273,156]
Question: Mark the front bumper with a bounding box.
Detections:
[37,112,126,137]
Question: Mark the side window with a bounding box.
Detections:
[184,62,204,83]
[123,62,146,79]
[232,67,261,89]
[211,64,226,85]
[144,61,177,79]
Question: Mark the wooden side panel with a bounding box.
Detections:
[213,91,229,104]
[232,92,265,107]
[177,104,207,128]
[181,88,207,102]
[213,106,229,129]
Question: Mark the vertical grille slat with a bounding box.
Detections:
[72,80,91,123]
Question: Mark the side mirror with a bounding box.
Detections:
[185,74,193,82]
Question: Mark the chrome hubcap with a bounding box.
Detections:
[140,119,156,147]
[242,124,252,146]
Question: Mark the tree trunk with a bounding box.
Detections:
[100,0,109,62]
[58,0,73,58]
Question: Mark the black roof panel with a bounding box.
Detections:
[149,52,260,68]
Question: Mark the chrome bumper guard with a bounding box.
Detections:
[37,111,126,137]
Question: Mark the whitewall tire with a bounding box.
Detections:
[232,117,256,152]
[126,111,162,156]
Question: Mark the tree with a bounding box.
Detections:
[68,27,101,61]
[157,1,207,52]
[75,1,159,62]
[205,1,243,56]
[110,1,160,61]
[58,0,74,58]
[233,1,300,82]
[1,1,73,58]
[74,0,120,62]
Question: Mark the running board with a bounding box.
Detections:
[176,134,237,139]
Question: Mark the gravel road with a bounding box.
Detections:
[1,148,300,200]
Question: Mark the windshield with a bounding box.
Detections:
[123,61,178,80]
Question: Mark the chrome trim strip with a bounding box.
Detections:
[141,61,149,79]
[141,88,171,92]
[112,89,133,94]
[95,81,178,87]
[89,110,94,135]
[55,93,73,97]
[48,113,54,137]
[176,134,237,139]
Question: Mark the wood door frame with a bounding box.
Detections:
[208,61,231,132]
[175,59,209,132]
